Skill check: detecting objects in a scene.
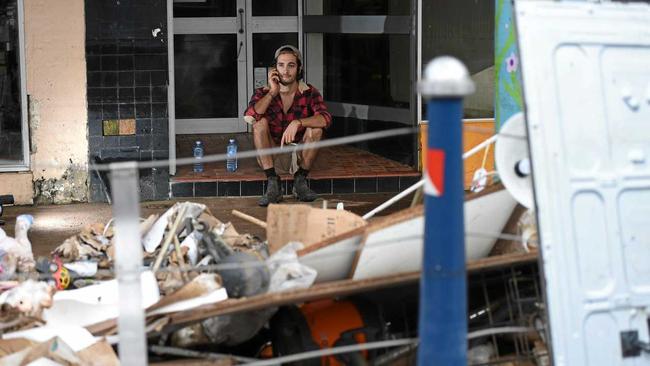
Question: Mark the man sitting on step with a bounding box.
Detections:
[244,45,332,207]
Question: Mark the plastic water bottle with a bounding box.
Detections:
[193,140,204,173]
[226,138,238,172]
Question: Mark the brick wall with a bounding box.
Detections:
[85,0,169,201]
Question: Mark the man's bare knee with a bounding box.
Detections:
[304,127,323,142]
[253,118,270,136]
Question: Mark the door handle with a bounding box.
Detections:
[237,8,244,34]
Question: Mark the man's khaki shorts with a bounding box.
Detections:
[261,144,301,175]
[245,116,313,175]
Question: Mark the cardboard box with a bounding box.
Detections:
[266,204,366,254]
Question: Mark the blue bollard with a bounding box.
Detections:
[417,56,475,365]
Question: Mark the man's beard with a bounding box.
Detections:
[279,75,296,86]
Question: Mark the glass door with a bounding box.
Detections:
[172,0,247,134]
[245,0,299,97]
[171,0,299,135]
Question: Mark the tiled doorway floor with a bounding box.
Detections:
[171,133,420,198]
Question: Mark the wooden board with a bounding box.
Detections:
[162,252,538,331]
[86,250,538,336]
[161,252,538,329]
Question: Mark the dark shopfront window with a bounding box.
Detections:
[303,0,415,166]
[251,0,297,16]
[322,33,413,165]
[421,0,495,119]
[0,0,25,167]
[174,0,299,18]
[324,33,409,109]
[173,0,236,18]
[317,0,409,16]
[252,33,299,69]
[174,34,238,119]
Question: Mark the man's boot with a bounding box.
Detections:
[258,176,282,207]
[292,174,317,202]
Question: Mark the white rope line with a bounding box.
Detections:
[242,338,418,366]
[362,179,424,219]
[237,326,533,366]
[363,134,498,219]
[149,345,258,363]
[90,127,416,171]
[463,134,498,161]
[24,128,525,171]
[3,130,537,280]
[5,233,419,281]
[4,230,537,282]
[467,326,534,340]
[466,231,535,244]
[480,141,491,170]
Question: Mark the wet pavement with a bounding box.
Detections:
[0,193,413,257]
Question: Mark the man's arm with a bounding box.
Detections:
[296,114,327,128]
[281,114,327,146]
[244,69,281,121]
[252,91,276,117]
[244,88,275,121]
[302,86,332,129]
[281,86,332,146]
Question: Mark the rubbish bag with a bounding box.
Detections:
[267,242,317,293]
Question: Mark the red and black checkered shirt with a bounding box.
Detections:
[244,82,332,145]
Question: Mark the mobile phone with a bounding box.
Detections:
[269,67,279,83]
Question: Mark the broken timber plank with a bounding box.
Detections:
[167,251,537,327]
[85,250,537,336]
[231,209,267,229]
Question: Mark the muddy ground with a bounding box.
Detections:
[1,193,414,257]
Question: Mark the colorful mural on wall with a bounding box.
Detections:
[495,0,523,131]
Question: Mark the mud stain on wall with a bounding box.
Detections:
[33,162,87,204]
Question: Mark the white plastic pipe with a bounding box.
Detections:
[110,162,147,365]
[362,134,497,220]
[244,338,418,366]
[362,180,424,219]
[462,134,497,161]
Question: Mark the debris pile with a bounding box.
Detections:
[0,185,539,364]
[0,201,327,363]
[0,215,35,274]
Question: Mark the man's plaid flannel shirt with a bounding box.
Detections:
[244,82,332,145]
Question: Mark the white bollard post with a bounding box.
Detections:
[109,162,147,365]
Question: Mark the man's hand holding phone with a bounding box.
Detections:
[268,67,280,96]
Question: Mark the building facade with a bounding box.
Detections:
[0,0,494,204]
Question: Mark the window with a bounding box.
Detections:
[421,0,495,118]
[0,0,27,171]
[251,0,297,16]
[303,0,415,165]
[307,0,409,16]
[173,0,236,18]
[324,33,409,109]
